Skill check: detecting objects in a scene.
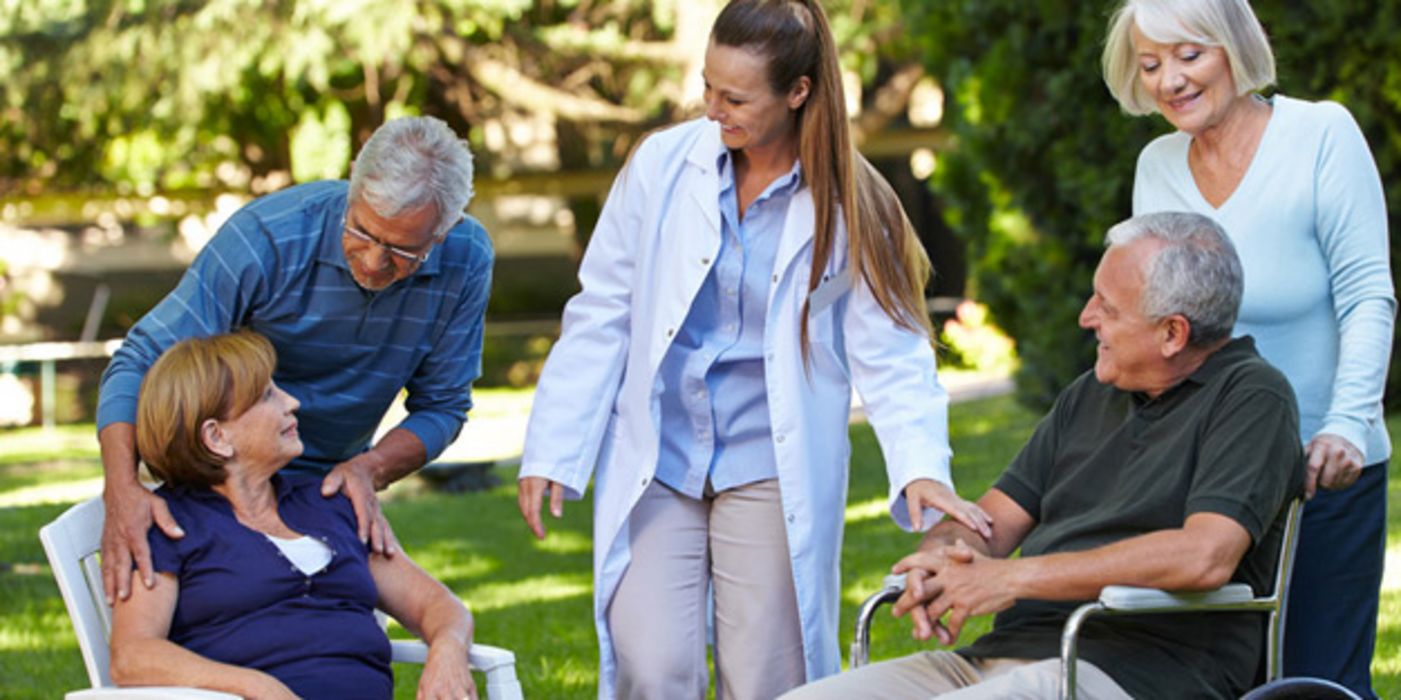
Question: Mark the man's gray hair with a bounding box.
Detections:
[1105,211,1243,346]
[349,116,475,240]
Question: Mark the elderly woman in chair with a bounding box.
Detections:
[109,331,476,700]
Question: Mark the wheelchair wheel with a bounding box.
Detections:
[1239,677,1362,700]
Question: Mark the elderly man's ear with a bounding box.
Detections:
[1158,314,1192,358]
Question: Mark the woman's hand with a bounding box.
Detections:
[242,670,300,700]
[418,639,478,700]
[518,476,566,539]
[1304,432,1365,497]
[904,478,992,538]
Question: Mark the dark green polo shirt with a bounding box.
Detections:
[959,337,1305,699]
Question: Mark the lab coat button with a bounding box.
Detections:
[701,257,711,265]
[776,434,786,444]
[786,513,796,523]
[641,477,649,487]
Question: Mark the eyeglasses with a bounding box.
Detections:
[342,221,433,266]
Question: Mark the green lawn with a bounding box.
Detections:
[1,395,1398,698]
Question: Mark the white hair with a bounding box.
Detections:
[1102,0,1276,115]
[1105,211,1243,346]
[348,116,475,239]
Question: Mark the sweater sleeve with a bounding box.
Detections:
[1312,102,1395,451]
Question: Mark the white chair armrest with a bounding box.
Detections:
[469,644,517,673]
[391,639,429,664]
[1099,583,1254,610]
[66,688,242,699]
[390,640,517,673]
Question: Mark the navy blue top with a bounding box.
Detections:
[148,475,391,699]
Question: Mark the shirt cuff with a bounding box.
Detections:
[396,411,465,463]
[1314,418,1369,459]
[884,444,954,532]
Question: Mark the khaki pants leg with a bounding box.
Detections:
[710,479,805,700]
[779,650,984,699]
[607,481,711,700]
[943,658,1131,700]
[780,652,1131,700]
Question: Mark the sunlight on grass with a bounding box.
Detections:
[1375,589,1401,693]
[0,426,100,462]
[844,496,889,525]
[0,476,102,507]
[402,548,498,582]
[1385,547,1401,591]
[532,529,592,555]
[0,614,76,651]
[464,572,592,612]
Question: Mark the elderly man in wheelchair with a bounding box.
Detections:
[785,212,1308,700]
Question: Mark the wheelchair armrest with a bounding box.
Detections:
[851,574,910,668]
[66,689,241,699]
[1098,583,1255,612]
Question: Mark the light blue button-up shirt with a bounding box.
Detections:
[653,151,802,498]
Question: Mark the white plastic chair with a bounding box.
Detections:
[40,497,524,700]
[852,498,1308,700]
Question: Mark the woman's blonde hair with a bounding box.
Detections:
[711,0,934,352]
[1102,0,1275,115]
[136,331,277,488]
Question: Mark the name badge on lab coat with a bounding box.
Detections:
[808,272,852,316]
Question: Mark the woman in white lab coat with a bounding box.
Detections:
[517,1,988,697]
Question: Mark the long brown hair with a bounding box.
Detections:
[711,0,933,352]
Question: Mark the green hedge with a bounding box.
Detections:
[903,0,1401,409]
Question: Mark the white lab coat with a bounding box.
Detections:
[520,118,953,699]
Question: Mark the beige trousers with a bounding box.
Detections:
[779,651,1132,700]
[607,478,805,700]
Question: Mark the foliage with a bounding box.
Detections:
[0,0,920,193]
[0,0,705,196]
[901,0,1401,409]
[938,300,1017,374]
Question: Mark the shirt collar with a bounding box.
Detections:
[1130,335,1256,407]
[715,148,804,198]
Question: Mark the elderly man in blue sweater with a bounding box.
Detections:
[95,116,493,605]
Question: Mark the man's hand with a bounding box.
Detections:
[1305,432,1364,498]
[903,478,992,537]
[101,481,184,605]
[418,638,478,700]
[517,476,565,540]
[322,458,399,556]
[893,540,1019,646]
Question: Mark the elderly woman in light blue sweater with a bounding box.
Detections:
[1102,1,1394,697]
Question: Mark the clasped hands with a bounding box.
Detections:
[890,539,1018,646]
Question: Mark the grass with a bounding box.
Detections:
[0,394,1398,698]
